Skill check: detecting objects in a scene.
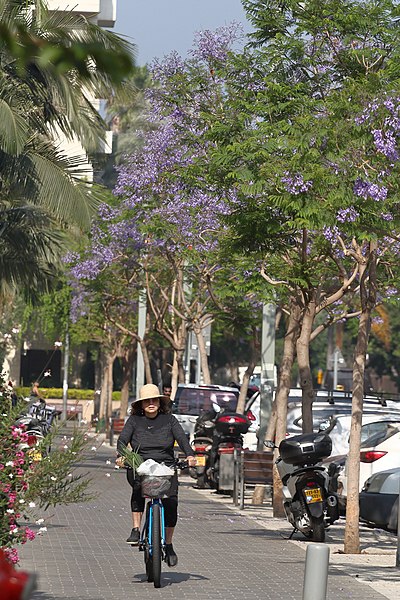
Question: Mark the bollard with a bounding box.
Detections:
[302,544,330,600]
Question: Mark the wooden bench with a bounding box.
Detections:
[109,418,126,446]
[233,449,274,509]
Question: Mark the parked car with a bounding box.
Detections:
[243,388,400,442]
[172,384,239,441]
[320,412,400,456]
[359,467,400,532]
[335,418,400,507]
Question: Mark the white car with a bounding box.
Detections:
[320,411,400,456]
[337,418,400,503]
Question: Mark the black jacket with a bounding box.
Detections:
[117,413,192,466]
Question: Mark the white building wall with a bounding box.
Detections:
[46,0,116,25]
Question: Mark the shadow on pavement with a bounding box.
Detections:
[133,571,209,586]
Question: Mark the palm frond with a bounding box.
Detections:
[0,96,29,155]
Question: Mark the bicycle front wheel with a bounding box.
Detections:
[151,503,162,588]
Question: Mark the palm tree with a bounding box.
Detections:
[0,0,136,296]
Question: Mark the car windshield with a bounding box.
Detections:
[360,421,400,448]
[173,388,238,416]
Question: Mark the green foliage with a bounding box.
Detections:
[118,443,143,474]
[0,0,134,84]
[15,387,122,401]
[0,377,96,558]
[23,425,96,511]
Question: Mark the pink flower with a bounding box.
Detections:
[3,548,19,564]
[25,528,36,541]
[0,464,4,470]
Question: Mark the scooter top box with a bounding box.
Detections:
[215,413,250,436]
[279,432,332,465]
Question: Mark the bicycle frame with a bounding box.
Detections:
[142,498,166,556]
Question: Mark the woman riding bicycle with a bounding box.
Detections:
[116,383,196,567]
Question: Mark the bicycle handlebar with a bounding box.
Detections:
[174,459,190,469]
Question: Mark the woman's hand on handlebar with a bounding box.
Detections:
[115,456,125,468]
[187,455,197,468]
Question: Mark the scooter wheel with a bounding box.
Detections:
[310,516,325,542]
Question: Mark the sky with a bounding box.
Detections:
[113,0,253,65]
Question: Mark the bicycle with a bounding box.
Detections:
[139,459,188,588]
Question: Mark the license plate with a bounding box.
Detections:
[304,487,322,504]
[196,456,206,466]
[27,449,42,462]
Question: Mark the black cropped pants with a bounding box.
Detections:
[126,469,179,528]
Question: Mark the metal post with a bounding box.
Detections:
[62,328,69,421]
[258,303,276,449]
[136,291,146,394]
[396,480,400,567]
[333,347,339,390]
[302,544,330,600]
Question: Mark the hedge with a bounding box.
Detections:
[15,388,122,402]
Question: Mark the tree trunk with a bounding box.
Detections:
[344,243,377,554]
[272,302,301,517]
[105,355,114,423]
[237,367,253,414]
[237,328,259,414]
[119,343,136,417]
[297,298,316,433]
[138,338,152,384]
[194,325,211,384]
[264,401,277,441]
[99,350,115,421]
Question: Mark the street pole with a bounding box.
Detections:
[396,480,400,567]
[62,327,69,421]
[258,303,276,450]
[333,347,339,390]
[136,290,146,395]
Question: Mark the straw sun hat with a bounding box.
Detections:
[131,383,169,406]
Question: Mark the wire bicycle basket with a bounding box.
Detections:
[140,475,172,498]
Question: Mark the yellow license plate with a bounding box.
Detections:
[27,449,42,462]
[304,487,322,504]
[196,456,206,466]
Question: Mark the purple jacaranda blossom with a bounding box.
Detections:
[353,178,388,202]
[281,172,313,194]
[372,129,399,161]
[189,23,243,63]
[322,226,340,243]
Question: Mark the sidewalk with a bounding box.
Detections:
[201,486,400,600]
[17,440,399,599]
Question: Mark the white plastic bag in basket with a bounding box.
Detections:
[136,459,174,476]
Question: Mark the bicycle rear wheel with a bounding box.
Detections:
[151,504,162,588]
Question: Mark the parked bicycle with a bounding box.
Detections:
[139,460,188,588]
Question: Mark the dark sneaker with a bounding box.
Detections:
[126,528,140,545]
[165,543,178,567]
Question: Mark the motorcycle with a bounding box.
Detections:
[190,403,250,492]
[15,400,61,460]
[189,408,215,488]
[265,432,339,542]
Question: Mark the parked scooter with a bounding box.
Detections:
[189,408,215,488]
[15,400,61,459]
[265,432,339,542]
[190,403,250,492]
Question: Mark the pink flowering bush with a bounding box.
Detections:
[0,377,95,563]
